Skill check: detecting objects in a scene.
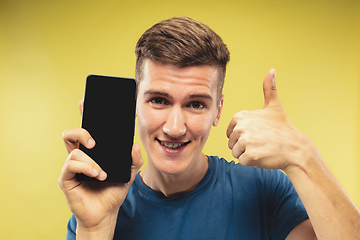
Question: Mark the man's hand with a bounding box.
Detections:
[226,69,312,171]
[58,100,143,239]
[227,70,360,239]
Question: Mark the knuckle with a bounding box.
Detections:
[63,128,89,142]
[71,148,81,156]
[233,125,243,133]
[232,149,241,160]
[246,149,261,161]
[238,136,247,145]
[78,129,88,137]
[239,152,259,167]
[245,150,255,160]
[238,135,250,148]
[73,148,82,153]
[62,129,70,139]
[235,110,248,119]
[238,156,250,167]
[70,149,86,161]
[65,159,74,170]
[232,126,245,139]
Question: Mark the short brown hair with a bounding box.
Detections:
[135,17,230,102]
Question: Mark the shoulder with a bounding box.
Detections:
[210,155,287,182]
[210,157,308,238]
[209,156,296,199]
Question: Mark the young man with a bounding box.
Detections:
[59,17,360,239]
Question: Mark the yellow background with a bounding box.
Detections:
[0,0,359,239]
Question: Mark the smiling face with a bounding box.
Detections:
[136,59,224,177]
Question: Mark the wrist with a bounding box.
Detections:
[76,227,114,240]
[282,131,323,176]
[76,212,118,240]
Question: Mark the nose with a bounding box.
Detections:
[163,106,186,138]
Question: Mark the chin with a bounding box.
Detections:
[148,151,199,177]
[155,157,191,175]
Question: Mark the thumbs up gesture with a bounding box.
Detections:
[226,69,311,171]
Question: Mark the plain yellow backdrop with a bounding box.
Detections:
[0,0,359,239]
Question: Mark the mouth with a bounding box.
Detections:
[156,138,190,149]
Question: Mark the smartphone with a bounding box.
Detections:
[77,74,137,183]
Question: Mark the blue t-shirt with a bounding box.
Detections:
[67,156,308,239]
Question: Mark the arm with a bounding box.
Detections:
[284,136,360,239]
[227,69,360,239]
[286,219,316,240]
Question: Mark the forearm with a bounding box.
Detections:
[285,144,360,239]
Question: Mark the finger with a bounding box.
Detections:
[228,129,241,150]
[238,151,253,167]
[59,152,101,189]
[238,150,261,168]
[78,99,84,116]
[62,128,95,154]
[226,118,237,138]
[62,149,106,182]
[262,69,282,110]
[71,149,107,181]
[226,111,248,138]
[231,137,246,159]
[63,158,98,182]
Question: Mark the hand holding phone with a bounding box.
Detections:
[60,131,144,237]
[77,74,137,183]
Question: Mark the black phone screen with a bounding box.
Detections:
[77,74,137,183]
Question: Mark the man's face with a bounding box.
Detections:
[136,60,223,176]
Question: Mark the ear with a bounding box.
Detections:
[135,100,138,118]
[78,99,84,116]
[213,94,224,126]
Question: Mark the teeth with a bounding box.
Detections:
[160,141,185,149]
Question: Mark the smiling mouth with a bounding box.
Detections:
[156,138,190,149]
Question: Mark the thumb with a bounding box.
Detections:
[263,69,282,109]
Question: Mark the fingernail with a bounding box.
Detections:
[273,72,276,85]
[88,139,95,147]
[92,168,98,175]
[99,171,106,179]
[272,71,277,89]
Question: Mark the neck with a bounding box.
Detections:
[140,154,209,198]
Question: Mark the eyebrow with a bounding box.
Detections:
[144,90,172,99]
[144,90,213,102]
[187,94,213,102]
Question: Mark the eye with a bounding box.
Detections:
[188,101,205,109]
[150,97,169,105]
